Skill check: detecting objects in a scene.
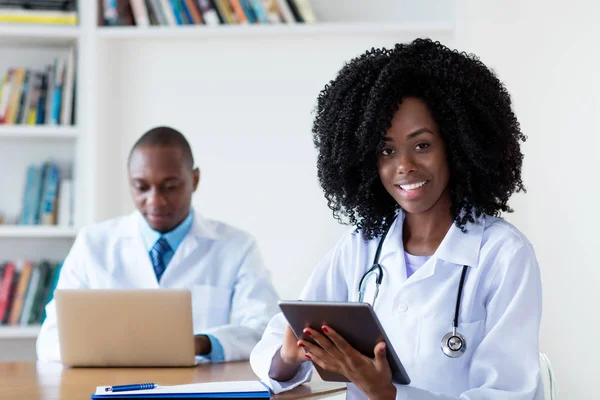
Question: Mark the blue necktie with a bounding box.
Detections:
[150,237,171,282]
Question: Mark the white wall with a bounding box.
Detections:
[458,1,600,398]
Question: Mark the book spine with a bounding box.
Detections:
[275,0,294,23]
[184,0,204,23]
[6,68,26,124]
[41,163,60,226]
[130,0,151,26]
[60,47,76,126]
[103,0,119,25]
[248,0,268,23]
[19,265,39,325]
[20,164,36,225]
[57,179,73,226]
[0,263,16,322]
[8,261,33,326]
[197,0,220,25]
[0,70,12,123]
[159,0,178,25]
[169,0,185,24]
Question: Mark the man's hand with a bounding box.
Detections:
[194,335,212,356]
[299,326,396,400]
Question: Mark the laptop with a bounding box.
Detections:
[55,289,197,367]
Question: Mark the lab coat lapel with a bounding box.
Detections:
[399,215,485,290]
[374,215,408,307]
[119,213,160,288]
[159,212,218,283]
[161,234,199,283]
[387,212,438,291]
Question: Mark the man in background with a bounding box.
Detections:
[37,126,279,362]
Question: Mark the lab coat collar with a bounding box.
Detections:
[435,212,485,268]
[117,209,220,241]
[378,209,485,269]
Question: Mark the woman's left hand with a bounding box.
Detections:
[298,326,397,400]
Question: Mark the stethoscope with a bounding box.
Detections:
[357,222,469,358]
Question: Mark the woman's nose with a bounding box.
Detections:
[396,153,417,174]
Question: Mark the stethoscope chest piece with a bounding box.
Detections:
[441,329,467,358]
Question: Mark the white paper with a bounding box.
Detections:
[95,381,268,396]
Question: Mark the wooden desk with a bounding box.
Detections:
[0,362,345,400]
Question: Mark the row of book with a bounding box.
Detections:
[0,46,77,126]
[19,161,73,226]
[0,0,77,25]
[101,0,316,26]
[0,260,62,326]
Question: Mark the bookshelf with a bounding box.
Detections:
[0,226,77,238]
[0,25,79,45]
[95,22,455,39]
[0,125,79,139]
[0,0,86,362]
[0,325,40,339]
[0,0,457,361]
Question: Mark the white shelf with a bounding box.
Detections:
[0,25,79,45]
[96,22,455,40]
[0,325,40,339]
[0,125,79,140]
[0,226,77,238]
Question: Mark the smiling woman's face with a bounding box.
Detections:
[377,97,451,215]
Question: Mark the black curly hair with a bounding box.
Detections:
[312,38,526,240]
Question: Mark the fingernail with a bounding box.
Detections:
[321,326,329,333]
[298,342,305,348]
[305,354,312,359]
[303,329,311,336]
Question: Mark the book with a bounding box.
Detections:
[57,178,73,226]
[8,260,33,325]
[19,263,40,325]
[197,0,219,25]
[0,9,78,25]
[0,262,16,323]
[91,381,270,399]
[130,0,150,26]
[290,0,315,23]
[59,44,76,126]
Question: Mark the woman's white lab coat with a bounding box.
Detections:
[250,212,544,400]
[37,211,280,363]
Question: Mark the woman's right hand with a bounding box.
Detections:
[269,324,308,381]
[279,324,307,365]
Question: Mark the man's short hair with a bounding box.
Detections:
[128,126,194,169]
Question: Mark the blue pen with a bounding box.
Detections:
[105,383,158,392]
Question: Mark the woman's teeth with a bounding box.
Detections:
[400,181,427,191]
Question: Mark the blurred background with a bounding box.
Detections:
[0,0,597,398]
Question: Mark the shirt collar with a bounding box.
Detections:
[378,209,485,268]
[139,209,195,252]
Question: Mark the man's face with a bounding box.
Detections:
[128,145,199,233]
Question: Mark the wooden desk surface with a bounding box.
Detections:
[0,361,345,400]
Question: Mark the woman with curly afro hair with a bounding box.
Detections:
[251,39,543,400]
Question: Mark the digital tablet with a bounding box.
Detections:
[278,300,410,385]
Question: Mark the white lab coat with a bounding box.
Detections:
[250,212,544,400]
[37,211,280,363]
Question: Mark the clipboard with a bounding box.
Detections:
[91,381,271,399]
